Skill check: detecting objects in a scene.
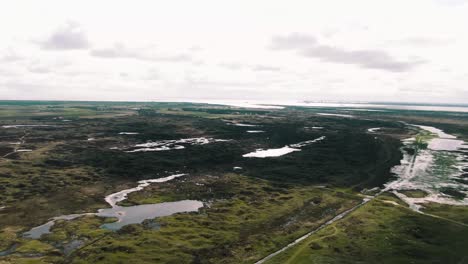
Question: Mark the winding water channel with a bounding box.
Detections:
[24,174,203,239]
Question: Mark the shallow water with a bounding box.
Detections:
[24,214,92,239]
[385,124,468,210]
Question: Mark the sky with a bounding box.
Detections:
[1,0,468,104]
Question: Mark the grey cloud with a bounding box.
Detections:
[271,33,423,72]
[40,23,90,50]
[90,44,191,62]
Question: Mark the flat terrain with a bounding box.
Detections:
[0,101,467,263]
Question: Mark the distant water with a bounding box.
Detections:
[184,99,468,113]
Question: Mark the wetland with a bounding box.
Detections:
[0,101,467,263]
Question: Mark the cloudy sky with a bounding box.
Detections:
[1,0,468,103]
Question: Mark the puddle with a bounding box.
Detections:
[24,174,203,239]
[247,130,265,133]
[119,132,139,135]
